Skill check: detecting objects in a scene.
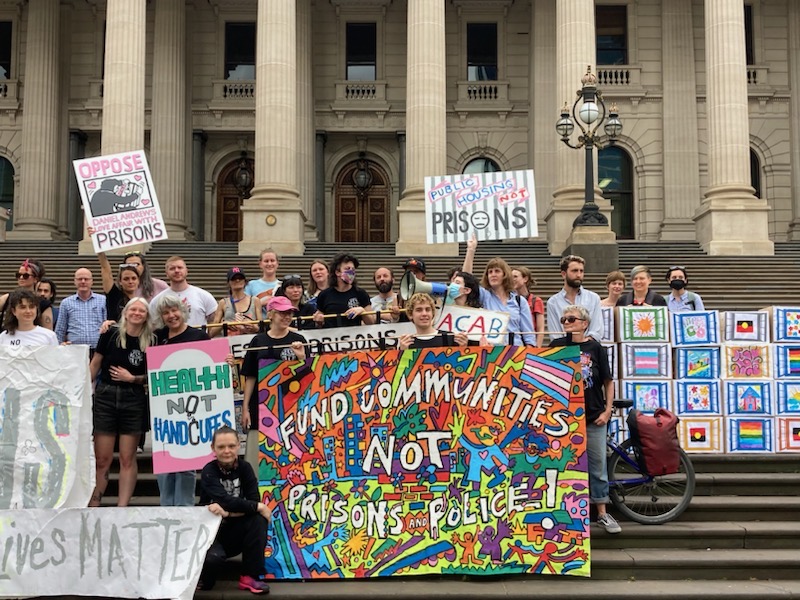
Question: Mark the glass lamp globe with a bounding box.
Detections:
[579,101,600,124]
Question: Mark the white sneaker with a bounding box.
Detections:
[597,513,622,534]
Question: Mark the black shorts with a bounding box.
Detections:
[93,382,148,436]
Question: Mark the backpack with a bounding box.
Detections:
[626,408,681,476]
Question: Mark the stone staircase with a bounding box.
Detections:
[4,240,799,598]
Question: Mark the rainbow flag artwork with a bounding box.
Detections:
[727,417,773,452]
[775,345,800,378]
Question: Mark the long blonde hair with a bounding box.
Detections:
[116,297,155,351]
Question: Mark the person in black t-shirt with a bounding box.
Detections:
[398,293,469,350]
[97,251,142,323]
[89,297,155,507]
[548,304,621,534]
[313,253,375,328]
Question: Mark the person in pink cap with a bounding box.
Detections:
[239,295,307,466]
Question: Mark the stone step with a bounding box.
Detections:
[678,495,800,522]
[689,454,800,474]
[693,472,800,496]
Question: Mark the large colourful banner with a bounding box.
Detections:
[255,345,589,579]
[147,339,235,474]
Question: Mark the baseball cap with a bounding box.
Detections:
[267,295,299,313]
[403,257,427,274]
[227,267,247,281]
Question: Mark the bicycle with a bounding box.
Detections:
[605,398,696,524]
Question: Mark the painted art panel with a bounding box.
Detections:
[723,311,769,343]
[603,344,618,380]
[618,306,669,343]
[723,344,772,379]
[775,381,800,415]
[772,307,800,342]
[622,380,672,414]
[674,380,722,415]
[726,417,774,453]
[671,311,720,347]
[600,307,615,343]
[255,346,589,579]
[773,344,800,379]
[724,380,773,415]
[678,417,723,453]
[620,343,671,379]
[675,347,721,380]
[776,417,800,452]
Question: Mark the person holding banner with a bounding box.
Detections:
[152,294,210,506]
[305,260,329,309]
[313,253,376,328]
[96,251,143,322]
[548,305,621,534]
[211,267,261,337]
[275,273,317,329]
[0,259,54,331]
[398,293,470,350]
[447,270,482,309]
[89,297,155,507]
[462,235,535,345]
[0,289,59,346]
[122,250,168,302]
[241,295,307,465]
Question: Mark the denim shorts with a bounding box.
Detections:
[93,382,148,436]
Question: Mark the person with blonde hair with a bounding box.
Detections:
[89,297,155,507]
[398,293,469,350]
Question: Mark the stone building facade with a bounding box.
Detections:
[0,0,795,256]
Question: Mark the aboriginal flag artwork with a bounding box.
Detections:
[254,346,590,579]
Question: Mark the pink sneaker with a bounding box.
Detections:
[238,575,270,594]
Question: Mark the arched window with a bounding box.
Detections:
[598,146,634,239]
[0,157,13,231]
[750,149,761,198]
[462,157,500,174]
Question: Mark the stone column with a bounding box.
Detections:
[530,0,557,239]
[240,0,305,256]
[56,1,72,239]
[694,0,772,255]
[660,0,700,240]
[397,131,406,199]
[151,0,189,238]
[315,131,326,241]
[67,131,87,239]
[10,0,60,239]
[396,0,456,256]
[297,0,316,241]
[788,3,800,240]
[191,131,207,240]
[79,0,146,253]
[547,0,614,256]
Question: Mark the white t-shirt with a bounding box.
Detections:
[150,285,218,327]
[0,326,59,346]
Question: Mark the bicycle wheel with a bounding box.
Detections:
[607,439,695,525]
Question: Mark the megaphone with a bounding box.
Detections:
[400,271,449,300]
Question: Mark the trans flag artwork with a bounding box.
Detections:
[254,345,590,579]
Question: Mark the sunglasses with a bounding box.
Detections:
[560,316,586,324]
[125,251,142,257]
[283,274,303,282]
[669,265,685,271]
[16,272,33,280]
[119,263,140,269]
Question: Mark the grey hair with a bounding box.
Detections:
[153,293,190,328]
[563,304,591,324]
[630,265,651,280]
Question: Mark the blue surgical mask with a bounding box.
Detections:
[448,282,462,299]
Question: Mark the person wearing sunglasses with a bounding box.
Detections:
[96,251,143,323]
[121,250,168,302]
[0,259,54,331]
[548,305,621,534]
[615,265,667,307]
[663,266,704,312]
[274,273,316,329]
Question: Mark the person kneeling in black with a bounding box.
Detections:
[398,292,470,350]
[199,426,271,594]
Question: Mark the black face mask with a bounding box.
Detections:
[669,279,687,290]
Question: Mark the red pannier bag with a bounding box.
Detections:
[626,408,681,476]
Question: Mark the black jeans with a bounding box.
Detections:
[201,512,268,587]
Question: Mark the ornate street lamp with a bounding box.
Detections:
[233,151,253,200]
[556,66,623,227]
[352,152,373,199]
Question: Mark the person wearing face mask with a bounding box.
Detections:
[313,253,376,328]
[370,267,401,323]
[546,255,603,342]
[663,266,704,312]
[446,270,482,309]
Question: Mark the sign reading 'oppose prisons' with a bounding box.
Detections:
[425,169,538,243]
[73,150,168,252]
[255,345,590,579]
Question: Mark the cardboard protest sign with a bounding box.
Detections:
[73,150,168,252]
[255,345,590,579]
[425,169,538,243]
[434,303,510,344]
[147,339,235,474]
[0,507,220,600]
[0,346,94,509]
